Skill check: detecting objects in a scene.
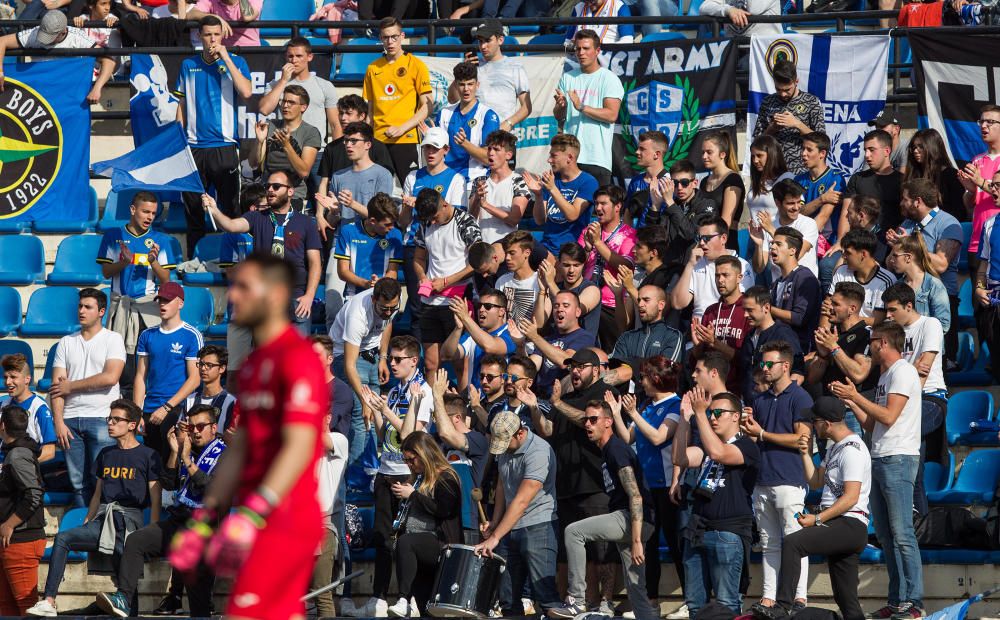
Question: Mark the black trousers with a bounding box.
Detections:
[579,163,613,187]
[117,515,215,617]
[181,144,241,258]
[646,486,684,599]
[776,516,867,620]
[142,409,180,468]
[386,143,420,186]
[394,532,442,611]
[373,472,408,598]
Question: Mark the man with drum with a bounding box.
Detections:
[549,397,658,620]
[475,411,562,616]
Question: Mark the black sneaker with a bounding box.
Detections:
[152,593,183,616]
[792,601,808,613]
[751,602,790,620]
[868,605,899,619]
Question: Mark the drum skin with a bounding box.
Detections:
[427,544,507,618]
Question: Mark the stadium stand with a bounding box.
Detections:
[46,235,109,287]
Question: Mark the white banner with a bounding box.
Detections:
[419,54,565,174]
[746,34,889,176]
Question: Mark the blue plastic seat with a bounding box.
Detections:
[166,235,185,267]
[206,304,229,339]
[642,31,687,42]
[183,235,227,286]
[158,203,188,234]
[37,346,59,392]
[180,286,215,332]
[0,218,29,233]
[0,235,44,285]
[957,279,975,329]
[98,188,142,232]
[335,39,382,82]
[923,450,956,493]
[42,507,89,562]
[435,36,465,58]
[522,33,565,56]
[920,549,990,564]
[33,186,99,233]
[0,340,33,376]
[947,342,992,387]
[945,391,994,445]
[0,287,22,337]
[927,449,1000,505]
[19,287,82,337]
[47,235,108,286]
[953,331,975,373]
[258,0,314,37]
[959,222,973,272]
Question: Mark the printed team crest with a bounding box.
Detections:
[396,67,407,78]
[469,118,478,127]
[384,83,397,96]
[378,239,389,249]
[764,39,798,74]
[144,238,155,248]
[619,76,700,171]
[434,184,444,193]
[0,77,62,217]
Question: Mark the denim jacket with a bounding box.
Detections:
[912,273,952,334]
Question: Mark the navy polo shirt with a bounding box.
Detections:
[750,382,812,488]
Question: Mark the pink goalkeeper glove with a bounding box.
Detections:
[168,508,215,575]
[204,493,270,578]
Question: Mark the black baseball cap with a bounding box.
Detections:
[474,19,504,39]
[803,396,846,423]
[564,349,601,368]
[868,111,900,128]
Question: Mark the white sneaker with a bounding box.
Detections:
[523,598,537,615]
[26,600,58,617]
[623,612,636,619]
[373,597,389,617]
[387,598,410,617]
[665,603,690,619]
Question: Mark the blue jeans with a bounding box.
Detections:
[871,454,923,609]
[637,0,680,34]
[333,355,380,467]
[499,521,560,614]
[819,251,841,293]
[482,0,551,18]
[64,417,114,508]
[44,519,103,598]
[683,530,745,616]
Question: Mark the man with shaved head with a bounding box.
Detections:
[605,285,685,390]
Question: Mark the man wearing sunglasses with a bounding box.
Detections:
[442,290,515,391]
[672,216,754,323]
[673,389,760,617]
[96,404,224,618]
[29,400,162,618]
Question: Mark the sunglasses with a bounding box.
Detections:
[480,372,502,382]
[107,415,130,425]
[188,422,214,432]
[583,415,603,425]
[671,177,694,187]
[267,182,290,190]
[707,408,739,418]
[758,360,786,369]
[376,302,400,314]
[196,361,222,370]
[479,302,504,311]
[696,233,721,244]
[502,373,526,383]
[389,355,416,364]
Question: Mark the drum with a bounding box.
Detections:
[427,544,506,618]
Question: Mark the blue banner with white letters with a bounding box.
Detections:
[0,58,92,222]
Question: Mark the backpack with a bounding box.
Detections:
[915,507,995,549]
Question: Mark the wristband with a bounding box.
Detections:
[829,347,841,357]
[251,486,279,513]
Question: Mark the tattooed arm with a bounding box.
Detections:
[618,465,646,566]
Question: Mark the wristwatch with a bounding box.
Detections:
[814,515,823,526]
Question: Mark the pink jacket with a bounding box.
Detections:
[310,0,358,44]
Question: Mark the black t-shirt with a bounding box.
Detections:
[330,377,353,436]
[819,319,875,393]
[692,434,759,521]
[94,444,163,509]
[549,379,619,499]
[846,169,903,233]
[602,435,654,523]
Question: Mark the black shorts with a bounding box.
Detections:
[419,303,457,344]
[557,492,615,563]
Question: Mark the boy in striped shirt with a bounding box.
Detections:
[0,354,56,462]
[438,62,500,184]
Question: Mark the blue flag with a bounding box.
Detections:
[0,57,92,223]
[925,589,997,620]
[91,123,205,194]
[129,54,180,147]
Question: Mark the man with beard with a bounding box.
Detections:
[536,243,602,343]
[692,256,752,394]
[167,253,328,620]
[739,286,804,403]
[751,59,825,175]
[608,285,685,390]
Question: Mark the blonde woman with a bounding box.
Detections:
[387,431,463,617]
[891,234,952,333]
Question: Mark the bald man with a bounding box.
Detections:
[606,285,685,387]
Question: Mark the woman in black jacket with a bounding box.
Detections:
[0,405,46,616]
[387,431,462,617]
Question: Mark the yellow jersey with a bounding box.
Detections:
[363,53,432,145]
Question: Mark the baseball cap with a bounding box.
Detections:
[474,19,505,39]
[420,127,449,149]
[803,396,846,423]
[868,111,900,128]
[36,10,68,47]
[154,282,185,303]
[564,349,601,368]
[489,410,524,455]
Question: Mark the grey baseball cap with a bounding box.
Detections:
[36,10,68,47]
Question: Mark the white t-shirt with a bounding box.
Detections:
[379,380,433,476]
[495,271,539,324]
[820,433,872,526]
[763,214,819,280]
[53,328,127,419]
[474,172,531,243]
[746,172,795,223]
[870,358,922,458]
[477,56,530,124]
[328,288,394,357]
[828,265,897,319]
[414,209,482,306]
[318,431,349,533]
[689,251,755,319]
[902,315,946,394]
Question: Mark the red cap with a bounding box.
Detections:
[154,282,185,302]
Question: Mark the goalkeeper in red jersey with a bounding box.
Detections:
[169,253,329,620]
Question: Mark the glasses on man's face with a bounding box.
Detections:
[583,415,602,425]
[196,361,222,370]
[278,99,301,107]
[979,119,1000,127]
[696,233,721,245]
[380,33,403,42]
[107,415,130,425]
[479,302,504,311]
[188,422,213,433]
[569,363,595,372]
[707,408,738,419]
[671,177,694,188]
[758,360,786,370]
[267,182,290,190]
[502,373,526,383]
[376,302,400,315]
[480,372,502,382]
[344,137,367,146]
[389,355,415,364]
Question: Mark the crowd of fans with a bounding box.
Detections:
[0,1,999,618]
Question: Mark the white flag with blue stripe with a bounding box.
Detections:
[747,34,889,176]
[91,123,205,194]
